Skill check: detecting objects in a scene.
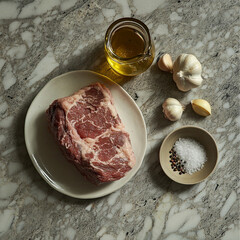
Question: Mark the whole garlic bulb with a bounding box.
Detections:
[173,54,203,92]
[162,98,185,121]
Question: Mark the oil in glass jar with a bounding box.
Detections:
[105,18,155,76]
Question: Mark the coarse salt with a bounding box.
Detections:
[173,138,207,174]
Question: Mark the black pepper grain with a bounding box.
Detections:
[169,148,186,174]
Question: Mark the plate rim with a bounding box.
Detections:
[24,70,147,199]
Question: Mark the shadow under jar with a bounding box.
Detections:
[104,18,155,76]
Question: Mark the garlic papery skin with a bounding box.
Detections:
[173,54,203,92]
[162,98,185,121]
[158,53,173,72]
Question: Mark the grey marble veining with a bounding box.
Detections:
[0,0,239,239]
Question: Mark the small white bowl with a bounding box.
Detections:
[159,125,218,184]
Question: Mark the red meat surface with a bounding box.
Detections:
[46,82,135,184]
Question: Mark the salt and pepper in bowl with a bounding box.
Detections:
[159,125,218,185]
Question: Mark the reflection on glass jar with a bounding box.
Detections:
[104,18,155,76]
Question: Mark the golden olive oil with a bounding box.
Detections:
[105,19,155,76]
[111,27,145,59]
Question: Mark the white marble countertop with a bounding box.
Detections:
[0,0,239,239]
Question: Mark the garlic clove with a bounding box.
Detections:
[162,98,185,121]
[191,99,211,116]
[158,54,173,72]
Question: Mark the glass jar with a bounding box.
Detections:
[104,18,155,76]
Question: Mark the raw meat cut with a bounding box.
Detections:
[46,82,136,184]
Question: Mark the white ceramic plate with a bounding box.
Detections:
[25,70,147,199]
